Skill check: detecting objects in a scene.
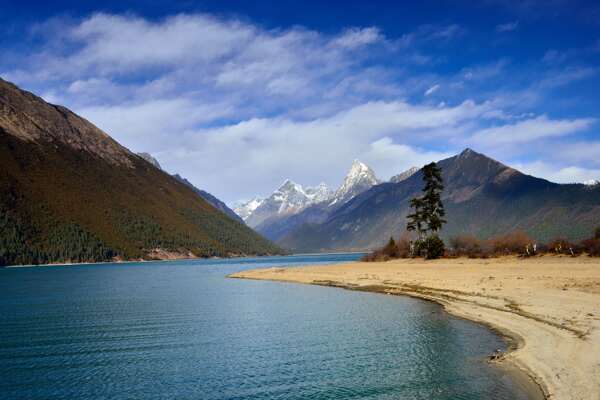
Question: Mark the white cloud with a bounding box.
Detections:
[554,142,600,166]
[496,21,519,32]
[149,99,494,200]
[331,27,382,49]
[2,12,598,202]
[471,115,594,146]
[364,138,453,179]
[515,161,600,184]
[424,84,440,96]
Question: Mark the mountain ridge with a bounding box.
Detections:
[279,149,600,252]
[133,151,243,223]
[0,77,281,266]
[239,160,382,240]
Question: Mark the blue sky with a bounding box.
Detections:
[1,0,599,202]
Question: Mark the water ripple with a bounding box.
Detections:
[0,255,537,399]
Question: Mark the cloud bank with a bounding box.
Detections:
[2,12,598,202]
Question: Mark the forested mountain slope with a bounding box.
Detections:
[0,78,281,266]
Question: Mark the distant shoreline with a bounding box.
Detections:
[1,251,363,269]
[230,256,600,400]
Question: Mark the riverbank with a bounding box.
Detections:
[229,255,600,400]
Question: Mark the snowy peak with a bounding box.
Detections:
[272,179,312,214]
[305,182,333,203]
[390,166,419,183]
[233,197,264,221]
[330,160,379,206]
[235,160,380,226]
[241,180,334,227]
[349,159,372,178]
[276,179,304,195]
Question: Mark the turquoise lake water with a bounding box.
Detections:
[0,254,538,399]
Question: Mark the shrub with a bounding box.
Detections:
[395,233,412,258]
[581,238,600,257]
[361,233,413,262]
[488,231,533,255]
[449,234,489,257]
[382,237,398,258]
[361,251,379,262]
[547,238,577,255]
[421,235,445,259]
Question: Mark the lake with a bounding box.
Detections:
[0,254,539,399]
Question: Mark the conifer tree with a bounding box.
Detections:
[421,162,446,233]
[407,197,425,240]
[406,162,446,258]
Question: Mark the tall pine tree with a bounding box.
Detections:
[406,162,446,259]
[421,162,446,233]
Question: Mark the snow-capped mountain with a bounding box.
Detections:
[233,197,264,221]
[390,166,419,183]
[305,182,333,203]
[272,180,315,214]
[236,160,380,230]
[243,180,334,227]
[329,160,380,206]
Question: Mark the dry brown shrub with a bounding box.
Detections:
[581,239,600,257]
[547,238,577,255]
[449,234,480,256]
[362,232,413,262]
[488,230,534,255]
[395,233,412,258]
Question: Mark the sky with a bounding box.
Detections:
[1,0,600,203]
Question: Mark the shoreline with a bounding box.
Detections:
[229,256,600,400]
[1,251,354,269]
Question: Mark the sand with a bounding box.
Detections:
[230,255,600,400]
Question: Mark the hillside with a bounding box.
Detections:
[279,149,600,252]
[173,174,244,223]
[0,77,281,266]
[136,152,243,223]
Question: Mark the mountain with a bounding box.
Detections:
[390,167,419,183]
[137,152,162,169]
[248,160,380,241]
[233,198,264,221]
[328,160,380,206]
[134,153,243,223]
[305,182,333,203]
[172,174,244,223]
[279,149,600,253]
[0,77,282,266]
[243,180,334,228]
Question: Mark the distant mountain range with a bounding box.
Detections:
[0,77,281,266]
[278,149,600,253]
[234,160,417,242]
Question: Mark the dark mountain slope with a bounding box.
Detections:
[173,174,244,223]
[254,202,331,241]
[134,152,243,223]
[280,149,600,252]
[0,78,281,265]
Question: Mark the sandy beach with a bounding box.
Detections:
[230,256,600,400]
